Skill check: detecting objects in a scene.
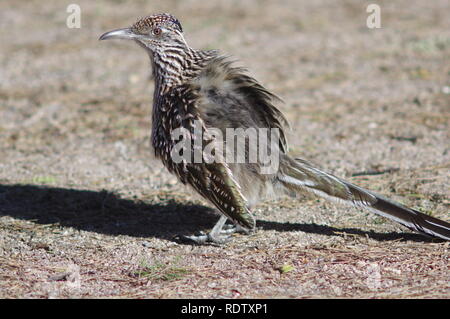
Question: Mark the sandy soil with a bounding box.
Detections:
[0,0,449,298]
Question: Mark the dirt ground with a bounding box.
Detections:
[0,0,449,298]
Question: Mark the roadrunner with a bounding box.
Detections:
[100,13,450,243]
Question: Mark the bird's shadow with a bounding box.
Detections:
[0,184,435,243]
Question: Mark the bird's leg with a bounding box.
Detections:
[222,222,250,234]
[178,215,241,245]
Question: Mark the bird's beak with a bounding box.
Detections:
[99,28,136,41]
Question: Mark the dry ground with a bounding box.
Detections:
[0,0,449,298]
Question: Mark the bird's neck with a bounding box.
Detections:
[149,46,218,153]
[151,47,217,94]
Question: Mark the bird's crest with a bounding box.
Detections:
[132,13,183,34]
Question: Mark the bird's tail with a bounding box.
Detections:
[277,157,450,240]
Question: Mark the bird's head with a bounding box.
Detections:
[99,13,187,54]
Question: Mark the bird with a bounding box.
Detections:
[99,13,450,243]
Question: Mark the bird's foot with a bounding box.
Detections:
[174,216,249,245]
[176,230,232,245]
[176,223,241,245]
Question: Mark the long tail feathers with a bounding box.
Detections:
[278,158,450,240]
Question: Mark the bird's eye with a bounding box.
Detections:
[152,27,162,36]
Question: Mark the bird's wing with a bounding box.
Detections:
[194,55,289,154]
[157,84,256,229]
[182,160,256,230]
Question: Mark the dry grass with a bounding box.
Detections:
[0,0,449,298]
